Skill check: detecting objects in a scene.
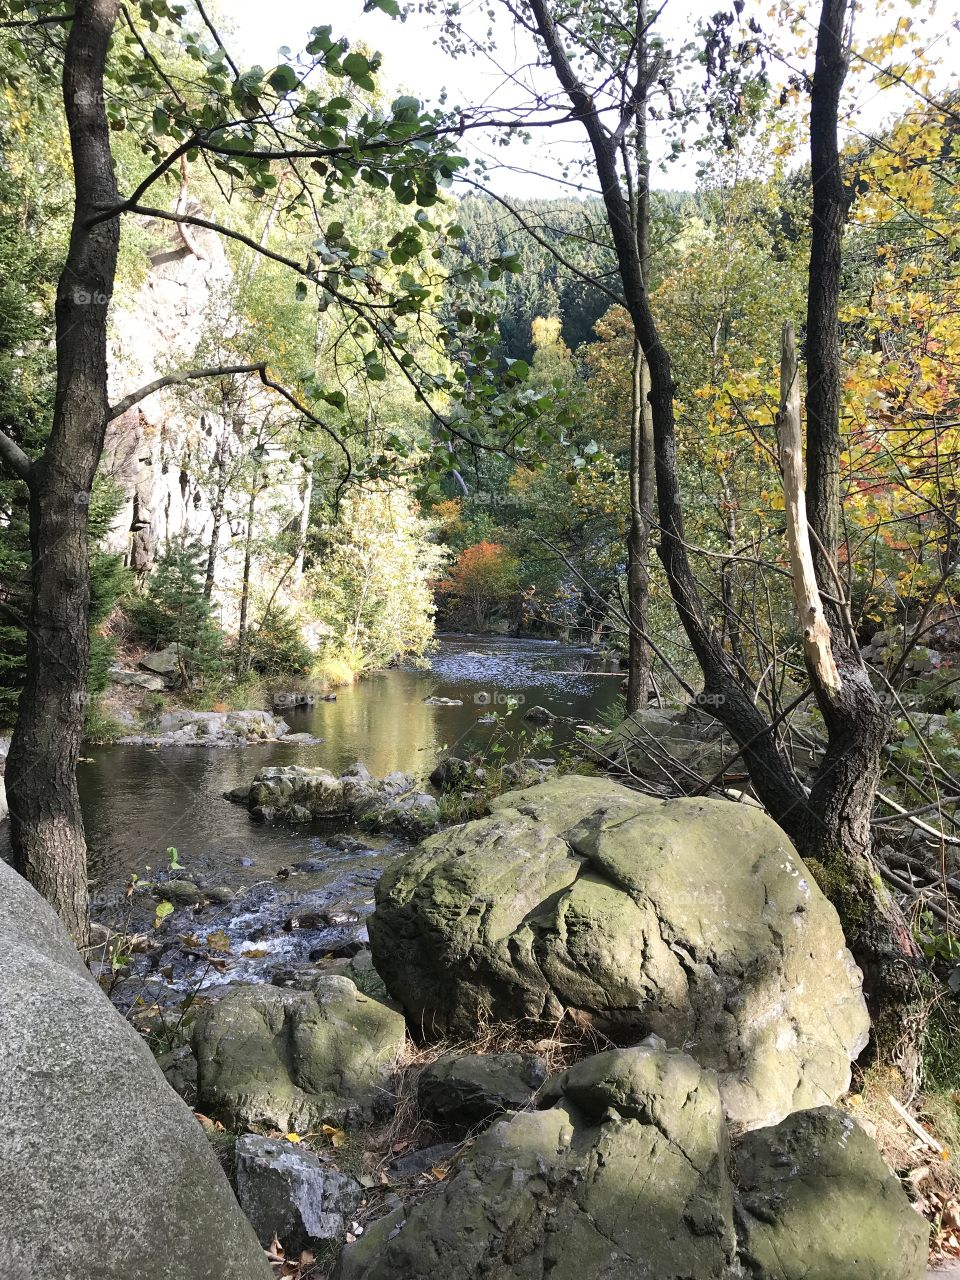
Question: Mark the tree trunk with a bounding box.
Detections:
[293,464,313,582]
[523,0,921,1072]
[235,478,259,676]
[797,0,921,1073]
[203,423,231,600]
[5,0,121,947]
[625,340,654,711]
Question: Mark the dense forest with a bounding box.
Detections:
[2,0,960,1276]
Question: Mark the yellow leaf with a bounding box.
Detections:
[321,1123,346,1148]
[285,1132,302,1143]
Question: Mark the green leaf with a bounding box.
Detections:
[268,64,299,94]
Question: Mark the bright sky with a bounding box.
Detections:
[225,0,960,197]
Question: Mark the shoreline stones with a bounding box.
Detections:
[368,775,870,1130]
[116,708,293,747]
[234,761,440,837]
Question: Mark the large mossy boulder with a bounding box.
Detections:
[336,1043,738,1280]
[0,859,272,1280]
[733,1106,927,1279]
[191,975,406,1131]
[368,776,869,1129]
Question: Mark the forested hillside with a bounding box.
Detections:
[3,0,960,1275]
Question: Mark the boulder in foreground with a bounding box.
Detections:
[191,975,406,1131]
[335,1044,925,1280]
[369,775,870,1129]
[0,859,271,1280]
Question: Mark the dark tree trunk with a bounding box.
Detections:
[796,0,921,1072]
[5,0,121,947]
[524,0,921,1072]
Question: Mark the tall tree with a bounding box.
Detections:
[0,0,527,944]
[511,0,920,1069]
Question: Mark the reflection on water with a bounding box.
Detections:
[69,635,621,890]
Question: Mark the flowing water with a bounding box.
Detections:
[5,636,622,992]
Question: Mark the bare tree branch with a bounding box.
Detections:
[0,429,35,485]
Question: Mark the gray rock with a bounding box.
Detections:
[336,1043,737,1280]
[417,1052,547,1135]
[159,878,204,905]
[235,1134,361,1253]
[387,1142,461,1179]
[244,764,440,837]
[0,858,271,1280]
[191,975,406,1131]
[369,775,869,1130]
[139,644,183,676]
[225,785,251,803]
[157,1042,198,1104]
[429,756,486,791]
[424,696,463,706]
[734,1106,927,1279]
[108,665,167,691]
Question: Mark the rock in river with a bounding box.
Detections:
[368,775,870,1130]
[238,762,440,837]
[0,857,271,1280]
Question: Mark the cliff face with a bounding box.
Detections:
[100,206,303,625]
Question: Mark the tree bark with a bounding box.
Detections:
[5,0,121,947]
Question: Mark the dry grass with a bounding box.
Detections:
[303,1013,618,1238]
[846,1063,960,1262]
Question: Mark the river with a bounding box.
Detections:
[45,635,619,989]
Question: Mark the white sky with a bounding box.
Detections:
[224,0,960,197]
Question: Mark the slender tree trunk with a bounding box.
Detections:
[235,478,259,676]
[626,341,654,711]
[203,422,232,600]
[5,0,121,947]
[795,0,920,1072]
[624,0,654,714]
[293,464,313,582]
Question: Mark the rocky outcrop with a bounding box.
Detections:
[368,775,870,1130]
[0,858,272,1280]
[102,209,302,603]
[733,1106,928,1279]
[117,708,291,747]
[234,761,440,836]
[235,1134,361,1254]
[417,1051,547,1136]
[334,1044,925,1280]
[191,976,406,1131]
